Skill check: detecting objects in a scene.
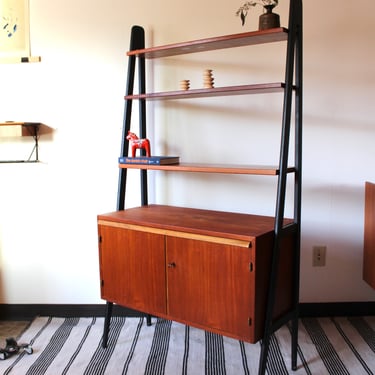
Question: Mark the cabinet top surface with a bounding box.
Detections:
[127,28,288,59]
[98,205,293,242]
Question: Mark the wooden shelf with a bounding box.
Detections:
[0,122,53,136]
[119,162,295,175]
[127,28,288,59]
[0,122,53,163]
[125,83,285,101]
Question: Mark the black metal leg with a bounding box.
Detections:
[291,313,298,370]
[258,336,269,375]
[102,301,113,348]
[146,314,152,326]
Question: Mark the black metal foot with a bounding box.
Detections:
[291,314,299,370]
[102,301,113,348]
[258,336,269,375]
[146,314,152,326]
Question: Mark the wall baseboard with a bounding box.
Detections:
[299,301,375,317]
[0,302,374,320]
[0,304,141,320]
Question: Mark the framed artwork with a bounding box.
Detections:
[0,0,39,62]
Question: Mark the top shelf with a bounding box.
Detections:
[127,28,288,59]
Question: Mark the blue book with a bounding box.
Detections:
[119,156,180,165]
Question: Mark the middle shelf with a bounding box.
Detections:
[125,82,286,100]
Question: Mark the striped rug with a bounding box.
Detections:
[0,316,374,374]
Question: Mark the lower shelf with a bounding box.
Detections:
[119,163,296,175]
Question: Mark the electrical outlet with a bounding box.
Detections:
[313,246,326,267]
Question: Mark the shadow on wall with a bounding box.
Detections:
[302,182,365,244]
[299,182,375,301]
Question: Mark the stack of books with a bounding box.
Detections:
[119,156,180,165]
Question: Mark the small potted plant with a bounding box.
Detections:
[236,0,280,29]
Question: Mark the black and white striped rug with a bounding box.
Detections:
[0,316,374,374]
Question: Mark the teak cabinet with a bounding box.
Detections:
[98,1,302,373]
[98,205,295,343]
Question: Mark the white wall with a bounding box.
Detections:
[0,0,374,304]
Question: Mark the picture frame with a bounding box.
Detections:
[0,0,40,63]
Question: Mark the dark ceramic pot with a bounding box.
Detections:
[259,5,280,30]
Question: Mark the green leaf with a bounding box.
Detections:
[241,11,246,25]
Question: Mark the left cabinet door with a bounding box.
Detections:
[98,225,167,316]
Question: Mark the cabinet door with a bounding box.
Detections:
[166,236,254,341]
[98,225,166,315]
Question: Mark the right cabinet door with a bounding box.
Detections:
[166,236,254,342]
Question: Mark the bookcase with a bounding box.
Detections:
[97,1,302,373]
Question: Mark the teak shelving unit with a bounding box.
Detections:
[98,1,302,373]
